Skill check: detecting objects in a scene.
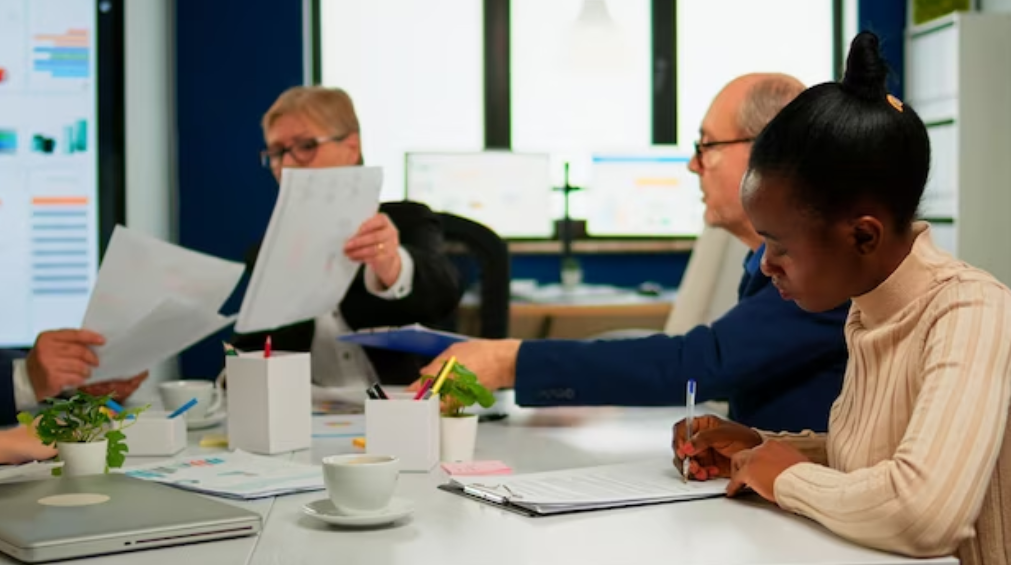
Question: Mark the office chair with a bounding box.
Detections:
[438,212,510,339]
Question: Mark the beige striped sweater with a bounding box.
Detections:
[763,224,1011,564]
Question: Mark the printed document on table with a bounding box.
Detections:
[235,166,382,333]
[447,458,728,515]
[82,225,245,381]
[121,450,324,500]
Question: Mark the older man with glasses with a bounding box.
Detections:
[412,73,851,433]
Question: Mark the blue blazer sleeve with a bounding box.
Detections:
[0,350,26,426]
[514,282,848,409]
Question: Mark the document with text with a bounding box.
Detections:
[236,166,382,333]
[444,458,728,516]
[82,225,245,381]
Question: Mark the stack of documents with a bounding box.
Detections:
[121,450,324,500]
[82,226,244,382]
[441,458,728,516]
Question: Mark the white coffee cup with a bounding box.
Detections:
[159,380,222,420]
[322,454,399,515]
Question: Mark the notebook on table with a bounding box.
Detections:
[438,458,728,517]
[0,473,261,563]
[336,324,469,357]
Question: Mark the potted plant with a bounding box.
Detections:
[17,392,148,477]
[419,363,495,462]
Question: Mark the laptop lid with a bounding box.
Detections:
[0,473,261,563]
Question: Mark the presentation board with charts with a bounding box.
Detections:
[584,151,705,237]
[404,151,556,239]
[0,0,107,346]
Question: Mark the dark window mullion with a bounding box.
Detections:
[484,0,511,149]
[652,0,677,145]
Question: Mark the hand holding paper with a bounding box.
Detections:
[81,226,245,382]
[236,166,383,333]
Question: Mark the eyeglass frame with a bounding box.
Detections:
[259,133,351,169]
[693,138,755,163]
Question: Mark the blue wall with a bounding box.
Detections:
[175,0,305,378]
[858,0,907,99]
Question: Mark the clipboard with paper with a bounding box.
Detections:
[439,458,728,517]
[336,324,469,357]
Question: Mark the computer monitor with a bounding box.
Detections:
[584,150,705,237]
[404,151,555,239]
[0,0,124,347]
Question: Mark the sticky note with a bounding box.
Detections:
[440,460,512,476]
[200,434,229,448]
[351,437,366,449]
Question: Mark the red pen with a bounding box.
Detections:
[413,378,433,400]
[264,335,272,358]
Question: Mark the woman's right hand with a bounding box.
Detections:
[0,425,57,465]
[672,414,763,481]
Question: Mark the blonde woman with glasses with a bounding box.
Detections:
[232,86,462,387]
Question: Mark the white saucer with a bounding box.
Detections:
[185,411,226,430]
[301,497,414,527]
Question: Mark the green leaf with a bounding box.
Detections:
[16,412,34,427]
[453,364,478,379]
[474,386,496,408]
[104,429,126,443]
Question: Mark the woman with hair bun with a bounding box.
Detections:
[673,32,1011,564]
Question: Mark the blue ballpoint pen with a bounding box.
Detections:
[105,399,135,420]
[683,380,696,483]
[167,398,199,419]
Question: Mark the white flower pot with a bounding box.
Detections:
[57,440,108,477]
[440,415,478,463]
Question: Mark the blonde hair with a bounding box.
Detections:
[262,86,363,163]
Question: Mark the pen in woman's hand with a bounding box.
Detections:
[683,380,696,483]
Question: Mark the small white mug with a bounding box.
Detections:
[322,454,399,515]
[158,380,222,420]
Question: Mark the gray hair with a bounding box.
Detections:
[737,75,806,137]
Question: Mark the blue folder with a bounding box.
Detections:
[336,324,469,357]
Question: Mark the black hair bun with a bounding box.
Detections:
[841,31,889,100]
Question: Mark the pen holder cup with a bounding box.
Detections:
[365,394,440,472]
[226,351,312,455]
[121,411,188,456]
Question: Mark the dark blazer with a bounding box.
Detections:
[0,350,24,426]
[231,201,462,385]
[513,245,850,433]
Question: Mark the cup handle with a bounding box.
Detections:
[207,386,224,414]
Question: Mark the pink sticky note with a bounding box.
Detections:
[440,460,513,476]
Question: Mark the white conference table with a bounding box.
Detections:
[1,397,956,565]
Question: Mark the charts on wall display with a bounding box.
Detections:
[584,151,706,237]
[0,0,100,346]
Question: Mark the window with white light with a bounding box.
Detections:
[677,0,836,145]
[510,0,652,192]
[318,0,484,201]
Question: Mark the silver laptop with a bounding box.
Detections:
[0,473,261,563]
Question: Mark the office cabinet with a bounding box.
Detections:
[906,12,1011,285]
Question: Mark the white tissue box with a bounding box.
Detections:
[365,393,440,472]
[122,411,188,456]
[226,351,312,454]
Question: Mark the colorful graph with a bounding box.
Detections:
[125,457,226,479]
[0,129,15,154]
[33,29,90,79]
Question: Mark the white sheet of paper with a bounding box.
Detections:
[81,225,245,381]
[91,297,238,381]
[235,166,382,333]
[453,458,728,505]
[83,225,245,337]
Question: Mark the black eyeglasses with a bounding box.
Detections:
[259,134,350,169]
[693,138,755,162]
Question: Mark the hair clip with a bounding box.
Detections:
[887,94,904,112]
